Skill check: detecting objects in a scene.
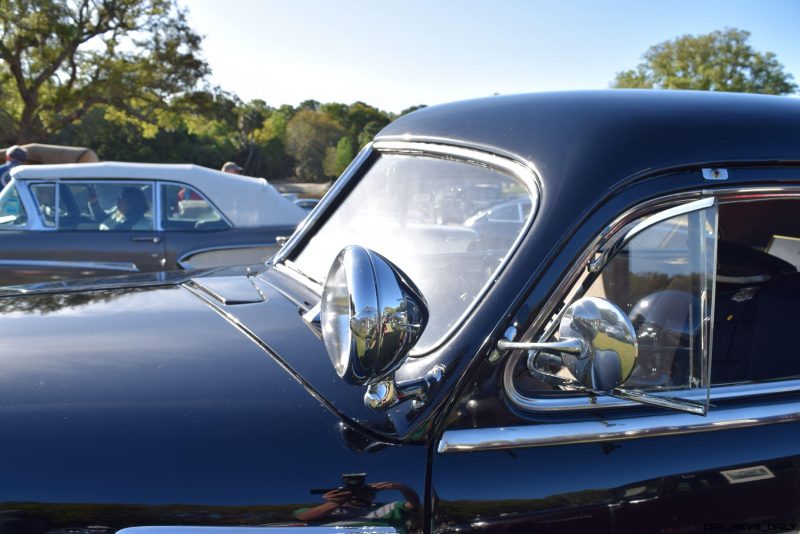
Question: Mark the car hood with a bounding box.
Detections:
[0,276,427,526]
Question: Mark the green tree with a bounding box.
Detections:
[0,0,209,144]
[285,109,344,182]
[323,136,354,178]
[612,28,797,95]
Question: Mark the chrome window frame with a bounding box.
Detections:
[505,186,800,413]
[274,141,542,356]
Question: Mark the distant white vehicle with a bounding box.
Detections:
[0,162,306,285]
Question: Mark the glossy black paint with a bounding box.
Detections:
[0,279,426,531]
[1,91,800,532]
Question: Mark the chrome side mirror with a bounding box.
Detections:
[321,246,441,410]
[499,296,638,392]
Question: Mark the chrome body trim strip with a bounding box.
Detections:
[118,526,397,534]
[0,259,139,272]
[437,399,800,453]
[505,186,800,413]
[177,243,280,270]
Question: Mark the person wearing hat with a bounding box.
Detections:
[221,161,242,175]
[0,145,28,189]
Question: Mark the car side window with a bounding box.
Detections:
[160,183,229,231]
[712,198,800,384]
[513,195,800,413]
[58,182,155,231]
[0,183,27,228]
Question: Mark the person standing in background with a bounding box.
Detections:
[0,145,28,189]
[221,161,242,174]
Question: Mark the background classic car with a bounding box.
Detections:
[0,162,305,285]
[0,91,800,533]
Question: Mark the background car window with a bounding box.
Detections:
[0,184,27,228]
[29,183,57,228]
[161,183,229,231]
[58,182,154,231]
[293,153,534,353]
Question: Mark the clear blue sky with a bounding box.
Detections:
[186,0,800,113]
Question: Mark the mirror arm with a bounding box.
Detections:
[364,365,445,411]
[497,337,584,354]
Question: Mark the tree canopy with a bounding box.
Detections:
[0,0,209,143]
[612,28,797,95]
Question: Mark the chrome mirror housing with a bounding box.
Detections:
[320,245,428,386]
[558,297,638,391]
[499,296,638,392]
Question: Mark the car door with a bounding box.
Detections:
[431,190,800,533]
[0,180,165,285]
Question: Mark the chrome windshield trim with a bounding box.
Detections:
[272,144,375,265]
[505,186,800,413]
[118,526,398,534]
[438,398,800,453]
[0,259,139,272]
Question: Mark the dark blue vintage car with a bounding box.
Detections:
[1,90,800,533]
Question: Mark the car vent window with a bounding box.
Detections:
[30,183,57,228]
[0,183,27,228]
[161,183,229,231]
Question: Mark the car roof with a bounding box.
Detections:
[377,90,800,195]
[11,162,305,228]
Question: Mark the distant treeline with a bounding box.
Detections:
[49,95,425,182]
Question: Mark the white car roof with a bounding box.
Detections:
[11,162,306,228]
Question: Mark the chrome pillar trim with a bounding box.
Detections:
[118,527,398,534]
[272,144,375,265]
[437,399,800,453]
[0,259,139,272]
[372,141,542,184]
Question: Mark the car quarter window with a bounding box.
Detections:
[513,195,800,411]
[160,183,229,231]
[55,182,155,231]
[0,183,27,228]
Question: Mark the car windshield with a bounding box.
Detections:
[291,153,535,352]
